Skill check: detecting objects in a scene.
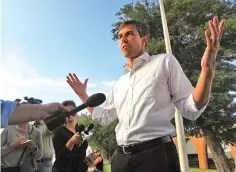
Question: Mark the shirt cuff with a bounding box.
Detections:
[92,106,104,121]
[1,100,19,128]
[185,94,208,113]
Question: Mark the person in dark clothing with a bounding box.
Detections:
[52,100,88,172]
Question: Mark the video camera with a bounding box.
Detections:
[24,97,43,104]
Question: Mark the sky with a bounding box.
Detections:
[1,0,235,108]
[1,0,134,105]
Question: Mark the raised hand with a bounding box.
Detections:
[17,134,28,145]
[70,132,83,145]
[8,133,27,149]
[67,73,88,98]
[201,16,225,70]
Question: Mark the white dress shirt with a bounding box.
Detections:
[93,53,207,146]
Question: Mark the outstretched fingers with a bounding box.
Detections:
[219,19,225,40]
[67,73,81,85]
[205,30,212,51]
[213,16,219,35]
[209,20,217,46]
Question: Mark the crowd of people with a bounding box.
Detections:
[1,99,103,172]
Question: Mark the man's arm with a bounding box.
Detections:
[7,102,69,125]
[193,16,225,109]
[0,100,19,128]
[192,69,213,110]
[79,93,94,114]
[67,73,118,126]
[166,54,207,121]
[91,156,102,166]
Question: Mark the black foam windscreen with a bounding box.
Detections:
[86,93,106,107]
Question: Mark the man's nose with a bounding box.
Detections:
[120,36,128,43]
[120,39,127,48]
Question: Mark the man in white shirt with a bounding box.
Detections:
[66,16,225,172]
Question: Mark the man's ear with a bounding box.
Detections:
[142,35,149,47]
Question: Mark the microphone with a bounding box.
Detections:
[44,93,106,131]
[81,123,94,141]
[77,123,94,147]
[67,93,106,116]
[83,123,94,134]
[76,124,85,133]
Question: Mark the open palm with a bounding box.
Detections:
[66,73,88,97]
[201,16,225,70]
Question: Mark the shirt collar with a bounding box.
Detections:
[123,52,150,74]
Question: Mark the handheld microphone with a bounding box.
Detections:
[80,123,94,141]
[67,93,106,116]
[76,124,85,133]
[83,123,94,134]
[77,123,94,147]
[44,93,106,131]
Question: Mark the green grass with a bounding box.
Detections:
[104,164,111,172]
[190,169,216,172]
[103,164,216,172]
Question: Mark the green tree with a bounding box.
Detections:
[90,120,118,162]
[78,113,91,126]
[111,0,236,171]
[78,113,118,161]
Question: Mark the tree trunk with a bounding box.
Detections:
[201,126,233,172]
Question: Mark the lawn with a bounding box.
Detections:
[103,164,216,172]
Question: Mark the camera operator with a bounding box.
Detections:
[52,100,88,172]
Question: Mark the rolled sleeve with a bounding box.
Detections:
[92,106,104,121]
[165,54,208,121]
[183,93,208,121]
[92,106,117,126]
[91,90,118,126]
[0,100,19,128]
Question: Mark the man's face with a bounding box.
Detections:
[118,24,148,58]
[65,105,78,123]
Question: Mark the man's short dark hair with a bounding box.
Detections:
[119,20,150,38]
[62,100,76,108]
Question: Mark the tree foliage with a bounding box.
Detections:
[78,113,118,161]
[111,0,236,171]
[111,0,236,144]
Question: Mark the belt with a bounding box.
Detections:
[37,158,52,162]
[117,136,172,154]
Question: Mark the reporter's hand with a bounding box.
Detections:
[70,132,83,145]
[26,141,37,151]
[8,134,27,149]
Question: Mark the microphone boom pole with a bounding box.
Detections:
[159,0,189,171]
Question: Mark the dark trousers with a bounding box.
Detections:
[111,142,181,172]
